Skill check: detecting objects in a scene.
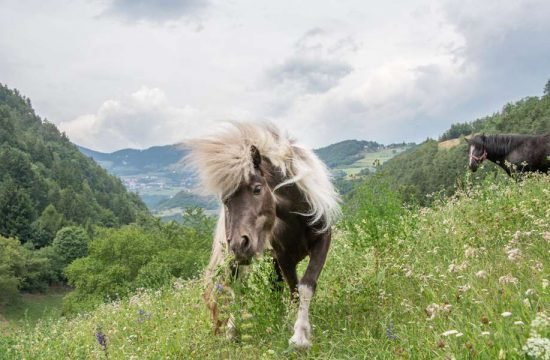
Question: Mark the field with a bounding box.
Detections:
[1,174,548,359]
[336,147,410,178]
[0,288,68,335]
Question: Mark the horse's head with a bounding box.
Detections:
[223,145,277,264]
[467,135,487,172]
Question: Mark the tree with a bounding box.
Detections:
[0,177,36,242]
[544,79,550,97]
[52,226,89,269]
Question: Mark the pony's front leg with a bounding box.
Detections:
[289,230,331,349]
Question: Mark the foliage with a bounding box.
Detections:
[0,235,53,305]
[3,174,548,359]
[315,140,383,168]
[62,209,214,314]
[0,84,148,246]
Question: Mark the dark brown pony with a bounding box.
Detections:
[467,134,549,176]
[185,122,341,349]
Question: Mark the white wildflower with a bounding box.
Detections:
[442,330,459,336]
[501,312,513,318]
[456,332,464,337]
[543,279,549,289]
[476,270,488,279]
[464,246,478,258]
[499,274,518,285]
[523,337,550,359]
[481,331,491,336]
[525,289,536,297]
[505,248,521,262]
[514,321,525,326]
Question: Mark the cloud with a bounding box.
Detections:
[104,0,209,22]
[443,0,550,101]
[267,57,352,94]
[59,87,210,152]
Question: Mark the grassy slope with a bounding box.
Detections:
[1,175,548,359]
[337,147,410,178]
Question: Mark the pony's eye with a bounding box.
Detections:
[253,184,262,195]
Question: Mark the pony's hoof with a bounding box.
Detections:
[288,334,311,350]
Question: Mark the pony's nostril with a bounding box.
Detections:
[241,235,250,249]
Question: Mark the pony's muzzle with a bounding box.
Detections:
[230,235,254,264]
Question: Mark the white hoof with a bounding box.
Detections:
[225,315,238,341]
[289,324,311,349]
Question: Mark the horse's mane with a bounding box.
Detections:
[471,134,538,157]
[185,121,341,229]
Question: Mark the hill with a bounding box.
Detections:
[3,173,548,359]
[0,84,148,246]
[80,139,412,213]
[374,85,550,205]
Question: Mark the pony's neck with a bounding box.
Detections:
[484,135,524,160]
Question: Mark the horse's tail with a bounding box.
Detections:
[203,206,227,334]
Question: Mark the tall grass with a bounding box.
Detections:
[1,174,548,359]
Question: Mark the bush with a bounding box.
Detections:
[63,209,214,314]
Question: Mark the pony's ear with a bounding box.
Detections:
[250,145,261,169]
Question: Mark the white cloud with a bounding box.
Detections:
[59,87,209,152]
[2,0,549,151]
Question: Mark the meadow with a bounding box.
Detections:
[1,173,548,359]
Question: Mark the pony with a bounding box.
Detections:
[185,122,341,349]
[467,133,549,176]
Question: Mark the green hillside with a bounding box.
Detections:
[0,84,148,246]
[375,83,550,205]
[2,173,547,359]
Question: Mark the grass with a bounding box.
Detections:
[1,174,548,359]
[0,287,68,335]
[337,147,409,179]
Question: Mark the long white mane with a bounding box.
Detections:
[185,121,341,230]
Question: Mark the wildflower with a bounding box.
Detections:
[525,289,536,297]
[505,247,521,262]
[522,313,550,360]
[386,321,398,340]
[481,331,491,336]
[442,330,459,337]
[95,327,107,352]
[464,246,478,258]
[456,333,464,337]
[215,283,224,293]
[475,270,488,279]
[523,337,550,359]
[514,321,525,326]
[543,279,549,289]
[499,274,518,285]
[501,312,512,318]
[531,261,544,272]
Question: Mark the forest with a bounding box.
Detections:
[0,84,213,310]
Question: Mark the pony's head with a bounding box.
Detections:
[222,145,276,264]
[467,135,487,172]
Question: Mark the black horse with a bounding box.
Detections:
[467,134,549,176]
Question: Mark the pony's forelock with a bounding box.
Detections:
[185,121,341,229]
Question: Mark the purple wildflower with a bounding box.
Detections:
[386,321,398,340]
[95,327,107,351]
[215,283,224,293]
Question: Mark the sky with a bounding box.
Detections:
[1,0,549,152]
